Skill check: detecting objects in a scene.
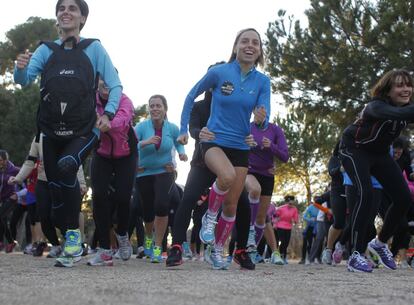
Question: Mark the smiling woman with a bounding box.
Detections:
[339,69,414,273]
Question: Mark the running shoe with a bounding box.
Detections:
[227,255,233,264]
[115,232,132,261]
[87,249,113,266]
[55,255,74,268]
[5,242,16,253]
[283,257,289,265]
[367,239,397,270]
[247,244,258,264]
[144,236,153,258]
[210,245,228,270]
[63,229,82,257]
[182,241,193,260]
[23,243,33,255]
[321,248,333,265]
[270,250,284,265]
[151,246,162,263]
[203,244,213,265]
[47,245,62,258]
[255,253,265,264]
[199,213,217,244]
[32,241,47,257]
[247,226,256,248]
[233,248,255,270]
[136,246,145,259]
[347,251,373,273]
[332,242,344,265]
[166,244,183,267]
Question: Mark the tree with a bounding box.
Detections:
[265,0,414,131]
[274,107,337,203]
[0,17,57,76]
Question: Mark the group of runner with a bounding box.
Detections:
[0,0,413,274]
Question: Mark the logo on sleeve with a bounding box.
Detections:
[220,81,234,96]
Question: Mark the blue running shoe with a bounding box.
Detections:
[199,213,217,245]
[368,239,396,270]
[151,246,162,263]
[210,245,228,270]
[247,226,256,248]
[347,251,373,273]
[115,233,132,261]
[144,236,153,258]
[203,244,213,265]
[182,241,193,260]
[63,229,82,257]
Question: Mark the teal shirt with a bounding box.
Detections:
[135,119,185,177]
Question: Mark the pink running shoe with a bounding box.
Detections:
[332,243,344,265]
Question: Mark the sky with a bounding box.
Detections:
[1,0,310,185]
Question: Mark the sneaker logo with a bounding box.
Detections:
[59,69,75,75]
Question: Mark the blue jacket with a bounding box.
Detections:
[180,60,270,150]
[135,119,185,177]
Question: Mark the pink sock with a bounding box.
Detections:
[215,214,236,248]
[207,182,228,215]
[254,223,266,244]
[249,196,260,226]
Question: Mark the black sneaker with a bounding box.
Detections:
[136,246,145,259]
[166,244,183,267]
[233,249,255,270]
[32,242,47,257]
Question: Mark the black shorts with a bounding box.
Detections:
[201,142,249,168]
[249,172,274,196]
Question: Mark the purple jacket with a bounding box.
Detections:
[96,93,136,158]
[248,122,289,177]
[0,161,20,201]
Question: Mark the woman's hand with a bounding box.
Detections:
[179,154,188,162]
[245,134,257,147]
[177,134,188,145]
[16,50,32,69]
[199,127,215,142]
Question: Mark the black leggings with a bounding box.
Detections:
[91,152,136,249]
[275,228,292,258]
[330,185,347,230]
[190,201,208,254]
[0,198,17,243]
[42,133,98,231]
[36,180,60,246]
[137,172,176,222]
[129,182,145,248]
[339,185,379,252]
[9,205,32,243]
[340,147,411,253]
[172,166,215,244]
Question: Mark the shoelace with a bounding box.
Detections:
[353,253,368,267]
[378,244,393,261]
[211,247,224,264]
[205,214,218,235]
[247,228,256,246]
[65,231,79,247]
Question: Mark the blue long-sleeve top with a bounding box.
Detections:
[14,38,122,116]
[180,60,271,150]
[135,119,185,178]
[303,204,318,227]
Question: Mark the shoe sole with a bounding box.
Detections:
[166,259,183,267]
[367,245,396,270]
[347,265,373,273]
[87,261,113,266]
[54,260,74,268]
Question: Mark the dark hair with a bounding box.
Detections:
[0,149,9,160]
[55,0,89,30]
[228,28,265,67]
[284,195,295,202]
[371,69,413,100]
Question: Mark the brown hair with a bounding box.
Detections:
[148,94,168,120]
[228,28,265,67]
[371,69,413,99]
[55,0,89,30]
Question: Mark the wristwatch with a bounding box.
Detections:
[103,111,115,121]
